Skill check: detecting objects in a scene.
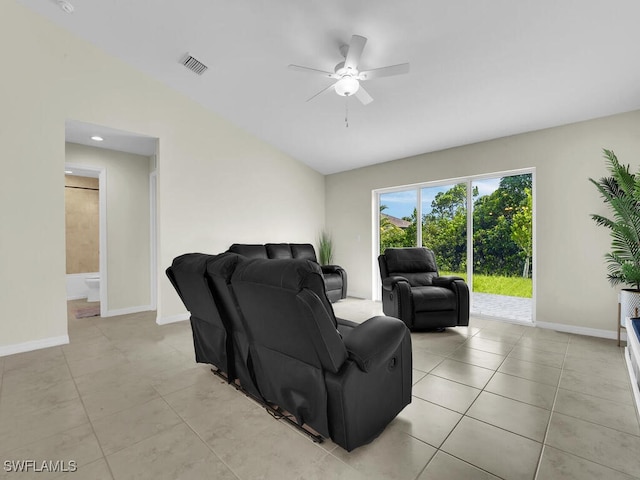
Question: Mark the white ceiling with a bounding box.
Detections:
[20,0,640,175]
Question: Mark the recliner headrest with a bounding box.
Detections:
[228,244,268,259]
[265,243,293,259]
[384,247,438,273]
[233,258,325,293]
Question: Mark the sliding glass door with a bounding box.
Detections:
[376,171,533,323]
[471,174,532,322]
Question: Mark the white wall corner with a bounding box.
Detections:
[0,335,70,357]
[157,312,190,325]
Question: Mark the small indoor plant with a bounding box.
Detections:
[318,231,334,266]
[589,149,640,318]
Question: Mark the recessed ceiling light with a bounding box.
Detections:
[56,0,74,14]
[91,136,104,142]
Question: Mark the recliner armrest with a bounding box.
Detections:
[432,276,465,288]
[382,276,410,291]
[321,264,345,275]
[343,316,408,372]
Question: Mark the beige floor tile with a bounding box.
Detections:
[466,391,550,441]
[2,346,66,374]
[418,451,500,480]
[389,396,462,448]
[66,351,131,378]
[508,345,565,368]
[464,336,514,355]
[554,388,640,435]
[150,363,213,396]
[474,328,523,345]
[412,348,445,373]
[162,375,251,422]
[497,356,561,386]
[411,333,467,356]
[294,453,369,480]
[447,346,505,370]
[81,377,161,420]
[516,335,569,354]
[0,424,103,480]
[332,426,436,480]
[431,359,495,389]
[441,417,542,480]
[106,423,237,480]
[546,412,640,477]
[537,446,637,480]
[562,354,629,383]
[412,369,427,385]
[0,398,89,452]
[92,397,183,455]
[0,363,74,400]
[0,378,80,420]
[59,458,114,480]
[521,327,570,342]
[485,372,556,409]
[412,374,481,413]
[559,369,634,405]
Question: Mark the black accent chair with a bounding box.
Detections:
[230,258,412,451]
[227,243,347,302]
[378,247,470,331]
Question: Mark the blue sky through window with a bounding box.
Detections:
[380,178,500,219]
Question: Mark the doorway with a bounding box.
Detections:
[65,120,159,317]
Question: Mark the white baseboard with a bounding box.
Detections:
[103,305,153,318]
[536,321,626,341]
[157,312,189,325]
[0,335,70,357]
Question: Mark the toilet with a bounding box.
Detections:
[85,275,100,302]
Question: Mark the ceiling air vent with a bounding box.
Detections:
[181,54,208,75]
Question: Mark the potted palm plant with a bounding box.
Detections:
[589,149,640,320]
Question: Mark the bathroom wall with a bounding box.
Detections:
[65,174,100,299]
[65,175,99,274]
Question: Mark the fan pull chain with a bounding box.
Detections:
[345,96,349,128]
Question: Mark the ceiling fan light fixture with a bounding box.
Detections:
[334,76,360,97]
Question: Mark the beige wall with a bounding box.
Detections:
[65,175,99,274]
[66,144,152,312]
[0,2,325,350]
[326,110,640,334]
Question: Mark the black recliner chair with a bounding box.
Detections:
[378,247,470,330]
[166,253,261,399]
[230,258,412,451]
[228,243,347,302]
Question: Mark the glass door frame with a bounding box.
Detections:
[373,167,536,324]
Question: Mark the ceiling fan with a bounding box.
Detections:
[288,35,410,105]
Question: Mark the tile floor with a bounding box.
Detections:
[0,298,639,479]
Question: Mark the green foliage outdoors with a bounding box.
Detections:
[380,174,533,281]
[589,149,640,290]
[441,272,532,298]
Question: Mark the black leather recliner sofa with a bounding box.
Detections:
[167,252,411,451]
[378,247,470,330]
[227,243,347,302]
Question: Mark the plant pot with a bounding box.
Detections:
[620,289,640,324]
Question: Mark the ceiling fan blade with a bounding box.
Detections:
[288,64,339,79]
[344,35,367,71]
[358,63,410,81]
[306,83,336,102]
[355,85,373,105]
